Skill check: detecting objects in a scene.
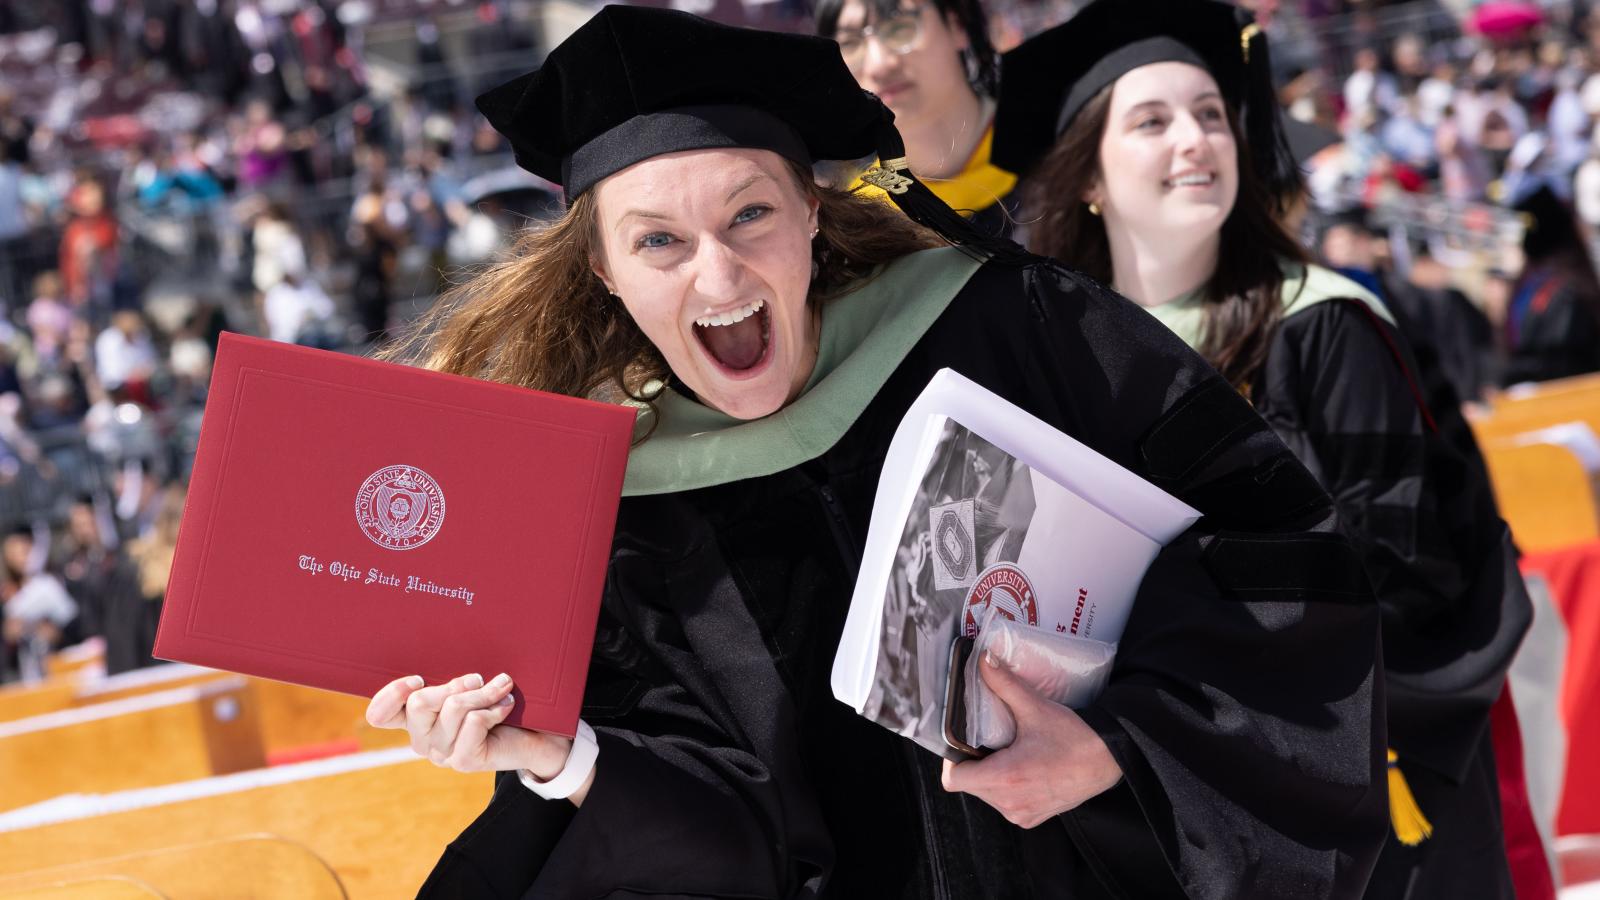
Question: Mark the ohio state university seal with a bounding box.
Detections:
[355,465,445,550]
[962,562,1039,637]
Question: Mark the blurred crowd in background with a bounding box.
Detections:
[4,0,1600,682]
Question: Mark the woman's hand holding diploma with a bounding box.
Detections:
[366,673,595,806]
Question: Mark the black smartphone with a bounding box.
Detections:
[942,634,987,759]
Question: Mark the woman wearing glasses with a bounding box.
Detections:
[814,0,1018,234]
[994,2,1532,897]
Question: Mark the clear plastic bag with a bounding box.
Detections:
[964,606,1117,751]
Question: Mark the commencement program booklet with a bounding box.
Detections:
[831,369,1201,758]
[154,333,634,738]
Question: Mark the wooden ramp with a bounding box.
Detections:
[0,750,489,900]
[0,682,81,727]
[0,836,345,899]
[1468,374,1600,552]
[0,665,405,760]
[42,644,104,682]
[0,877,165,899]
[1476,374,1600,446]
[0,662,224,726]
[1481,441,1600,552]
[249,680,403,759]
[0,677,265,812]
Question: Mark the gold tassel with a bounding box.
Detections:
[1387,750,1433,846]
[1239,23,1260,63]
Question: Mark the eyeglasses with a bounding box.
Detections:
[834,9,923,68]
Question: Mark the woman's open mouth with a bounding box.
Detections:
[693,299,773,377]
[1164,171,1216,189]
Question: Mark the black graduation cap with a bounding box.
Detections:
[991,0,1301,206]
[475,5,1024,259]
[1513,184,1581,262]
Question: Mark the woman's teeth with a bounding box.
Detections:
[1167,173,1215,187]
[695,299,765,328]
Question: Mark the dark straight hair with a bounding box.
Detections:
[1020,84,1307,390]
[812,0,998,96]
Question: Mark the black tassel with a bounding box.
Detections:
[1236,10,1302,214]
[865,110,1034,267]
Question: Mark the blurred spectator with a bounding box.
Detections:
[348,176,404,344]
[1436,105,1493,202]
[1345,46,1400,121]
[25,271,72,362]
[138,143,225,212]
[1381,95,1438,172]
[234,98,291,192]
[2,524,77,683]
[58,177,119,313]
[1573,123,1600,228]
[249,201,306,294]
[53,494,131,651]
[262,269,336,347]
[1418,61,1457,129]
[1547,67,1590,174]
[0,142,27,306]
[1503,186,1600,385]
[114,483,184,673]
[0,86,31,165]
[94,310,158,399]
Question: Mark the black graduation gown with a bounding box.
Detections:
[1251,299,1533,900]
[418,260,1388,900]
[1503,270,1600,386]
[1378,274,1494,406]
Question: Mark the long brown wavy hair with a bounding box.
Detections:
[383,160,939,413]
[1020,86,1307,389]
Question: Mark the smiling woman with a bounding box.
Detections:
[365,5,1392,899]
[591,150,822,419]
[996,3,1536,898]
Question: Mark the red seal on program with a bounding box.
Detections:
[355,465,445,550]
[962,562,1039,637]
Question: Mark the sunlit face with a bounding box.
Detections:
[833,0,972,133]
[1089,62,1240,243]
[591,148,820,421]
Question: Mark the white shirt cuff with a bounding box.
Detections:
[517,719,598,801]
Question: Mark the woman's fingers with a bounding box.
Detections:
[430,673,515,760]
[447,698,517,770]
[977,652,1042,725]
[366,674,425,729]
[405,673,483,756]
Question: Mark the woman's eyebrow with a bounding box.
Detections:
[1122,100,1168,120]
[726,173,772,202]
[616,209,670,233]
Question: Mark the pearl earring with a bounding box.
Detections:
[1087,202,1101,216]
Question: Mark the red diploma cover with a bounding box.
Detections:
[154,332,634,737]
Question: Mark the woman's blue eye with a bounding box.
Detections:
[1200,107,1226,123]
[733,204,771,224]
[637,232,675,250]
[1136,117,1164,131]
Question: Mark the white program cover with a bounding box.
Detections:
[831,369,1201,756]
